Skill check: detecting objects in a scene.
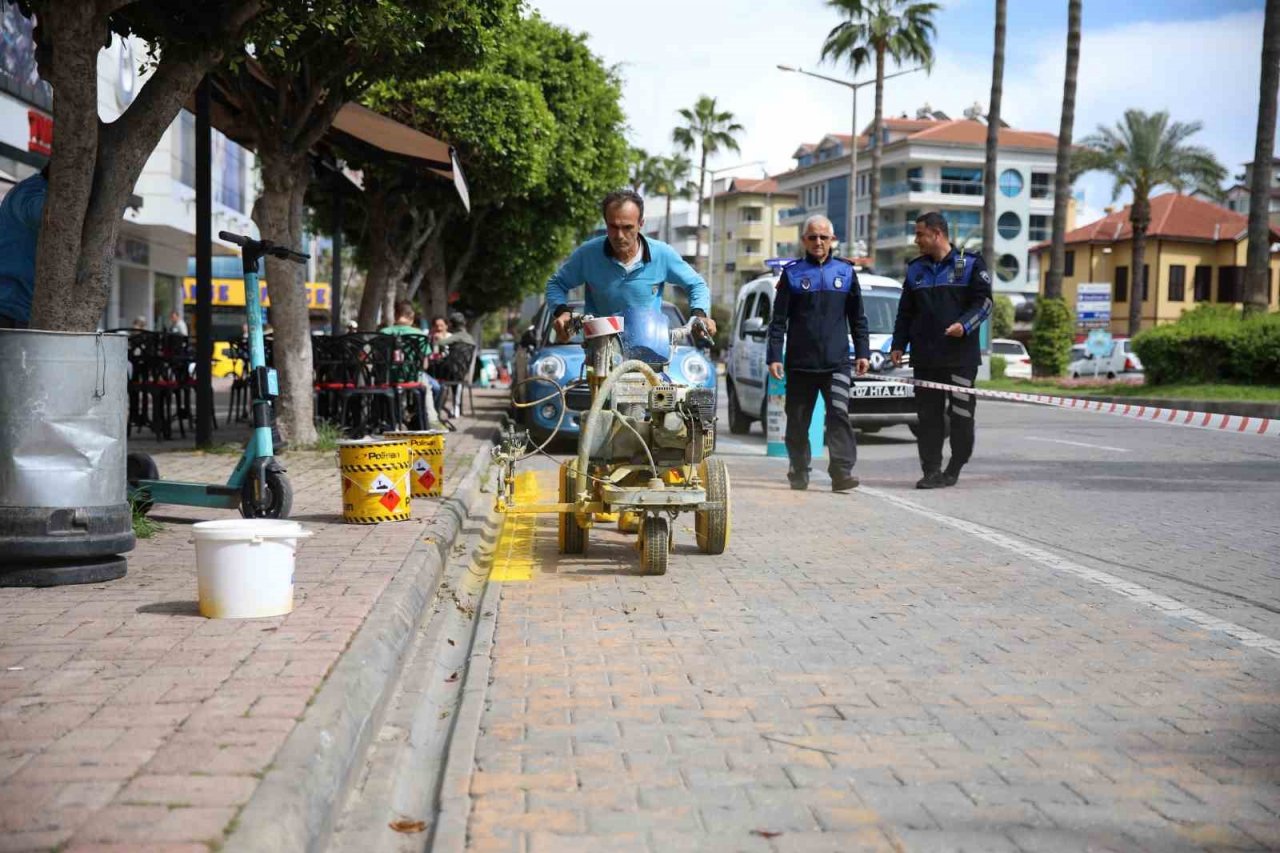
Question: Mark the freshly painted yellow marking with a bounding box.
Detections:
[490,471,542,582]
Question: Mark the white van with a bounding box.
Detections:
[725,271,919,436]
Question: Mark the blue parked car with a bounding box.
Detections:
[512,300,716,445]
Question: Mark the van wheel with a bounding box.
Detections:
[1106,371,1116,379]
[726,381,752,434]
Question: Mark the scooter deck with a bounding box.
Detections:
[132,479,240,509]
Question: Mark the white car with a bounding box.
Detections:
[991,338,1032,379]
[725,270,919,436]
[1068,337,1144,379]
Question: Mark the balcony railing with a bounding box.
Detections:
[779,205,807,220]
[876,222,917,241]
[881,179,984,198]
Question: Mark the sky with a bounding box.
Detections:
[527,0,1271,227]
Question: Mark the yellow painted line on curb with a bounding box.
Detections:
[490,471,542,582]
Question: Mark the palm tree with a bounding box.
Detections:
[821,0,938,263]
[1244,0,1279,315]
[647,154,698,243]
[672,95,745,273]
[1076,110,1227,336]
[626,146,662,194]
[980,0,1006,266]
[1044,0,1081,302]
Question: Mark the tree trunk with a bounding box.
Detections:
[1244,0,1280,314]
[868,48,884,264]
[1045,0,1081,301]
[981,0,1006,268]
[253,147,316,446]
[664,195,673,244]
[357,195,394,331]
[422,231,450,321]
[1128,199,1150,337]
[694,150,708,274]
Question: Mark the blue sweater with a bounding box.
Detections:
[0,173,47,324]
[545,235,710,317]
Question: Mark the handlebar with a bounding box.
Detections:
[558,311,714,348]
[219,230,310,264]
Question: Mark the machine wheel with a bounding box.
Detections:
[639,515,669,576]
[694,458,730,555]
[240,469,293,519]
[617,510,641,534]
[126,452,158,516]
[726,382,752,435]
[557,462,587,555]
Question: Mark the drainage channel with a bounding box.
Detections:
[328,502,504,852]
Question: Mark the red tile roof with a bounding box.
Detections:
[711,177,795,198]
[907,119,1057,150]
[1031,192,1280,251]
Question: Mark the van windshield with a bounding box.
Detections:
[863,290,900,335]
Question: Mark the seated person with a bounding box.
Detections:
[379,299,441,402]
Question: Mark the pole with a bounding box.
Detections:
[195,76,213,447]
[708,185,715,307]
[849,85,858,255]
[330,180,344,336]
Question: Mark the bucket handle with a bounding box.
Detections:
[188,529,314,545]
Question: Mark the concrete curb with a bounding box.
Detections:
[223,441,494,853]
[1075,396,1280,419]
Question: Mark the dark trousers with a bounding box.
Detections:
[914,365,977,474]
[784,366,857,479]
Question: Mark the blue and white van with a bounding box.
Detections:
[725,271,919,437]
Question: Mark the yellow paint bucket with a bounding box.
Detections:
[384,429,446,498]
[337,439,412,524]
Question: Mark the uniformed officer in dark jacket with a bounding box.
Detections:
[767,215,870,492]
[891,211,993,489]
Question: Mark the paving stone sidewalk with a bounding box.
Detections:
[0,393,505,853]
[460,453,1280,853]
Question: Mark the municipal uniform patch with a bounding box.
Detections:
[800,277,811,290]
[979,270,991,284]
[834,277,844,289]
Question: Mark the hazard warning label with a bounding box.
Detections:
[379,488,401,511]
[413,458,436,490]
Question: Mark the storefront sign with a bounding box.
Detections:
[182,277,332,312]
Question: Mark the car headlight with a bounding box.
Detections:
[533,354,565,381]
[680,352,710,384]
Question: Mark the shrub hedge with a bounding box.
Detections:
[1029,297,1074,376]
[992,295,1014,340]
[1131,305,1280,385]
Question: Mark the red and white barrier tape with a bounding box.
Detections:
[862,374,1280,438]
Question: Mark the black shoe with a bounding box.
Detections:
[788,476,809,491]
[916,471,946,489]
[831,473,860,492]
[941,469,960,487]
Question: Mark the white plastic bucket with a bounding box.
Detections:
[191,519,312,619]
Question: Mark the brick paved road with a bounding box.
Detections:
[459,401,1280,852]
[0,401,497,853]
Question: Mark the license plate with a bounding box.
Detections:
[852,382,911,398]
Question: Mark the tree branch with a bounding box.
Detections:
[447,206,486,292]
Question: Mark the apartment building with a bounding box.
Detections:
[1030,193,1280,333]
[1224,158,1280,227]
[642,205,706,269]
[704,177,797,307]
[775,108,1061,295]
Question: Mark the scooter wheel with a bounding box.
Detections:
[240,469,293,519]
[127,452,158,516]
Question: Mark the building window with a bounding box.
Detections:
[944,210,981,244]
[907,167,923,192]
[173,109,197,188]
[998,169,1023,197]
[1029,215,1050,242]
[1030,172,1051,199]
[1168,265,1186,302]
[1193,265,1212,301]
[216,136,245,213]
[995,253,1020,282]
[997,212,1021,239]
[941,167,983,195]
[1218,266,1243,303]
[1064,250,1074,276]
[1114,266,1129,303]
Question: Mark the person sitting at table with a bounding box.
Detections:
[379,300,441,405]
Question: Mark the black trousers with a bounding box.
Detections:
[784,366,857,478]
[913,365,978,474]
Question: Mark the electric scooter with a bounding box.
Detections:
[127,231,309,519]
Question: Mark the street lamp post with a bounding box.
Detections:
[706,159,766,307]
[776,64,923,260]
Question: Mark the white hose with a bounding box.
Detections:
[575,359,662,497]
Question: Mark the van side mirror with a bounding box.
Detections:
[741,317,766,338]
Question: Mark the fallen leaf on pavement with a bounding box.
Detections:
[445,672,459,683]
[389,819,427,833]
[751,830,782,839]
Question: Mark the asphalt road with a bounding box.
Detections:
[716,393,1280,642]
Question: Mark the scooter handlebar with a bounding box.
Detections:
[218,230,249,246]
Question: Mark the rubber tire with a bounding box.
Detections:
[127,452,158,516]
[1106,371,1116,379]
[639,515,669,576]
[694,458,730,555]
[617,510,641,534]
[239,469,293,519]
[726,382,752,434]
[557,462,587,555]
